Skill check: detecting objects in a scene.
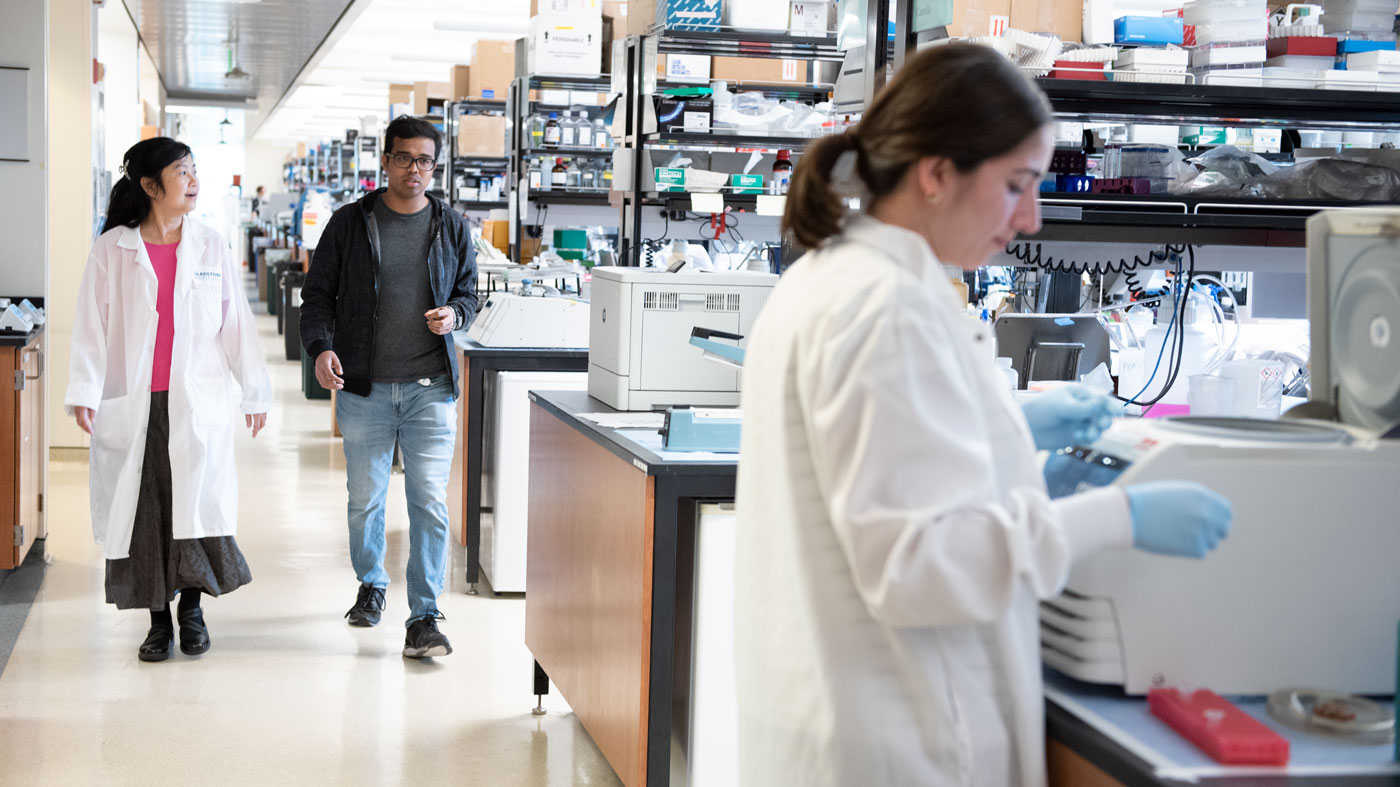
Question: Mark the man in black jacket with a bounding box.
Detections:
[300,115,477,659]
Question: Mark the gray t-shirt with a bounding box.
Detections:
[370,200,448,382]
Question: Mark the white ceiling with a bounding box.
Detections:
[123,0,530,146]
[253,0,531,145]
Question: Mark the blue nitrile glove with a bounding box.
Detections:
[1020,384,1118,451]
[1126,481,1233,559]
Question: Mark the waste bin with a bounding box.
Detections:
[267,259,298,322]
[301,346,330,400]
[282,270,306,361]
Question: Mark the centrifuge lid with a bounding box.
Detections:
[1305,210,1400,435]
[1159,416,1352,443]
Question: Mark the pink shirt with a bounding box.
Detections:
[146,241,178,392]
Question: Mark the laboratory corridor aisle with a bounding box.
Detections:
[0,306,622,787]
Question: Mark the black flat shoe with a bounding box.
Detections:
[177,608,210,656]
[139,623,173,662]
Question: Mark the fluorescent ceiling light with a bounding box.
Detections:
[431,19,530,34]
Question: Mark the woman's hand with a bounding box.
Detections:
[246,412,267,439]
[74,406,95,435]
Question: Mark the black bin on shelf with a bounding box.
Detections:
[269,261,299,328]
[282,270,306,361]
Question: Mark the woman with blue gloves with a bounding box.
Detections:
[733,45,1232,787]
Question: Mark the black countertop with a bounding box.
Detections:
[529,389,739,478]
[0,324,43,347]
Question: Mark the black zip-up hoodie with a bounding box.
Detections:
[300,188,478,399]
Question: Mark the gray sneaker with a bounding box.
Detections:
[345,584,385,627]
[403,615,452,659]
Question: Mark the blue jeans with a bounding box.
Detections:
[336,375,456,624]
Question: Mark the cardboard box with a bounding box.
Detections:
[1011,0,1081,42]
[470,41,517,100]
[722,0,788,30]
[656,0,721,31]
[655,167,688,191]
[947,0,1011,38]
[712,56,802,82]
[603,1,628,38]
[629,0,656,34]
[654,95,713,132]
[412,81,451,115]
[528,14,604,77]
[141,124,160,141]
[1114,16,1182,45]
[666,53,711,81]
[730,173,765,193]
[482,219,510,253]
[389,83,414,105]
[532,0,602,13]
[790,2,832,36]
[451,65,472,100]
[456,114,509,157]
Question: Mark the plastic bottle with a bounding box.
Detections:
[772,149,793,195]
[580,161,597,190]
[528,159,544,191]
[551,157,568,188]
[996,357,1019,392]
[1130,291,1224,406]
[575,111,594,148]
[527,112,545,149]
[566,158,582,189]
[593,117,612,150]
[560,111,577,147]
[543,113,562,147]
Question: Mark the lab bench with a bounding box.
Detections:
[1,327,45,570]
[1045,668,1400,786]
[524,390,736,787]
[447,336,587,592]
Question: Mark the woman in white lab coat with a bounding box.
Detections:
[66,138,270,662]
[735,45,1233,786]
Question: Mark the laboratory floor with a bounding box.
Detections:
[0,304,623,787]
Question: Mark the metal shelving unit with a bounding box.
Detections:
[506,73,620,261]
[442,101,511,212]
[1036,79,1400,131]
[615,28,845,265]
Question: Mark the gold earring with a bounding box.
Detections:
[926,193,941,206]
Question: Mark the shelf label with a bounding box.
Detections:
[756,195,786,216]
[691,192,724,213]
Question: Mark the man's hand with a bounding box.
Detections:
[425,307,455,336]
[246,413,268,439]
[316,350,345,390]
[75,406,95,435]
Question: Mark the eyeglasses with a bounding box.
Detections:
[388,152,438,171]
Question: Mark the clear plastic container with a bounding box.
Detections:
[1321,0,1399,15]
[1322,10,1400,31]
[1191,18,1269,43]
[1190,42,1268,65]
[1188,374,1236,415]
[1184,0,1269,24]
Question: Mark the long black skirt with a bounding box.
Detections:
[104,391,253,611]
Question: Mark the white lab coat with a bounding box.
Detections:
[65,217,271,560]
[734,216,1133,787]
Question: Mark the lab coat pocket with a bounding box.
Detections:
[188,375,232,432]
[92,394,137,450]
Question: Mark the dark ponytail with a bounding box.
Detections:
[783,132,862,250]
[101,137,194,235]
[782,43,1053,251]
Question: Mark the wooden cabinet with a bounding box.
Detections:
[1,331,45,570]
